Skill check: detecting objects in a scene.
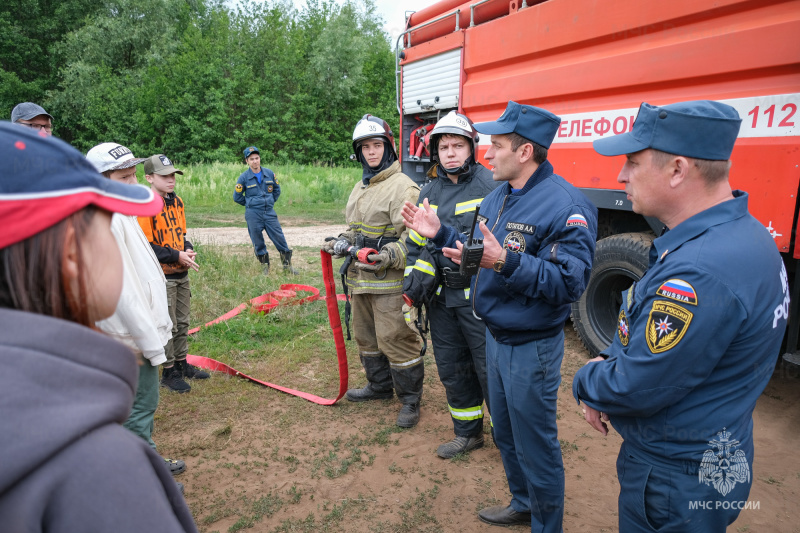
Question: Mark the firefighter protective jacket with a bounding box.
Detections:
[404,162,498,307]
[431,160,598,344]
[345,161,420,295]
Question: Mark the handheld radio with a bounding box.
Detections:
[459,207,487,276]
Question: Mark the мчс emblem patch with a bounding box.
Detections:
[566,213,588,228]
[267,185,273,193]
[235,183,243,193]
[503,231,526,253]
[617,309,630,346]
[646,300,693,353]
[656,279,698,305]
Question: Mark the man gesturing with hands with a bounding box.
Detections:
[403,101,597,533]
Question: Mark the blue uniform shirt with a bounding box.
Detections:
[233,167,280,211]
[573,191,788,473]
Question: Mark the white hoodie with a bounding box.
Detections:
[96,214,173,366]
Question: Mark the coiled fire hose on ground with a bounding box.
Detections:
[186,251,349,405]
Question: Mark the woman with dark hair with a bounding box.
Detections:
[0,123,198,533]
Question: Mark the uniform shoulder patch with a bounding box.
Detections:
[617,309,630,346]
[566,213,588,228]
[235,183,243,193]
[646,300,693,353]
[656,279,697,305]
[273,173,279,185]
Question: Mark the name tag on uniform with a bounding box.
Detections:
[505,221,535,234]
[247,184,257,188]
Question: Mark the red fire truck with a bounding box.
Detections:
[395,0,800,360]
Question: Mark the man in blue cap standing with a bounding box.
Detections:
[233,146,297,275]
[573,100,789,532]
[403,101,598,532]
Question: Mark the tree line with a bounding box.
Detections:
[0,0,397,164]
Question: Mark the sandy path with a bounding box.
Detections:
[188,225,346,248]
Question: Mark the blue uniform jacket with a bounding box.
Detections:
[233,167,280,211]
[432,160,598,345]
[573,192,788,472]
[404,162,499,308]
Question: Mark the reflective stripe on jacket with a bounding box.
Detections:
[345,161,420,294]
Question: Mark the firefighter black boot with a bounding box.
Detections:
[391,363,424,428]
[280,250,299,275]
[257,253,270,275]
[346,353,394,402]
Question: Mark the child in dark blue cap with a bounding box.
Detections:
[573,100,788,532]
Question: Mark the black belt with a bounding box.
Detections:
[441,267,470,289]
[356,235,399,249]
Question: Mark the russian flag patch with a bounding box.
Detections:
[656,279,698,305]
[566,213,588,228]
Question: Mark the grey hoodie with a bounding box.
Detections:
[0,308,197,533]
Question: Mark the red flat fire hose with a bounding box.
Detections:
[186,251,349,405]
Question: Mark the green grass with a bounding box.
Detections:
[136,161,359,228]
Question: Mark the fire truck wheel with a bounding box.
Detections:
[571,232,655,357]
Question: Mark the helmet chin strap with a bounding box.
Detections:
[442,155,474,176]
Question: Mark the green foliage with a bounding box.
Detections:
[152,160,357,227]
[3,0,397,166]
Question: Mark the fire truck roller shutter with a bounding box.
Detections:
[571,232,654,357]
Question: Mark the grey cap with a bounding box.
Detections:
[11,102,53,123]
[144,154,184,176]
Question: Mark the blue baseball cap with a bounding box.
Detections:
[473,101,561,149]
[0,122,163,250]
[593,100,742,160]
[243,146,259,159]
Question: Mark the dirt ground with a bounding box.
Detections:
[170,228,800,532]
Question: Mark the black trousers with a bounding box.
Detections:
[429,302,488,437]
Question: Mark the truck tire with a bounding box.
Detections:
[571,232,655,357]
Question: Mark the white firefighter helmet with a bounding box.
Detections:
[429,110,479,164]
[352,114,397,160]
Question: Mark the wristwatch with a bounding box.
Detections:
[493,250,507,273]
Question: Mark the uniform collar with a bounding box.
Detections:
[651,190,749,265]
[364,160,401,186]
[503,160,554,196]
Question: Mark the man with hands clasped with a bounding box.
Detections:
[572,100,789,532]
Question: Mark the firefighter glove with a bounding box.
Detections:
[355,248,393,273]
[331,238,355,258]
[321,236,338,256]
[402,303,423,336]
